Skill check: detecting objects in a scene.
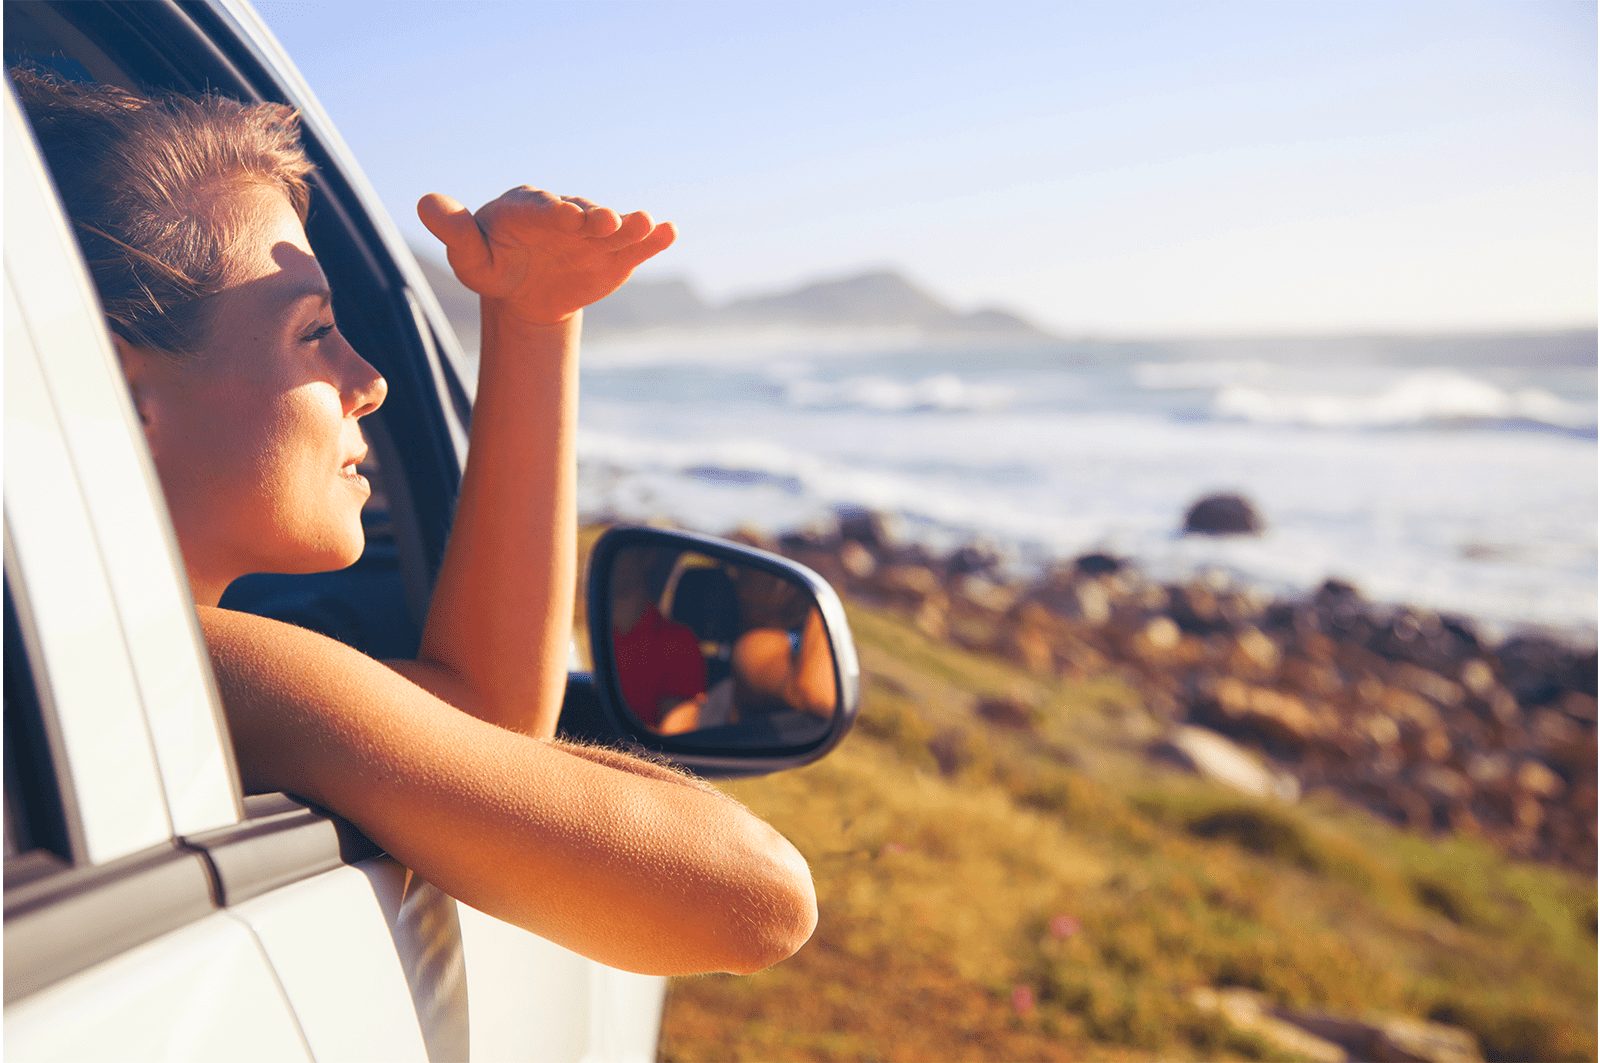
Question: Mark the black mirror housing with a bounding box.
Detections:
[581,525,861,778]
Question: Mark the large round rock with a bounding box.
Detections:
[1182,493,1265,536]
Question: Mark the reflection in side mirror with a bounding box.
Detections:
[609,546,835,743]
[587,526,860,774]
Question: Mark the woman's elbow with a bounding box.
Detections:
[721,829,818,976]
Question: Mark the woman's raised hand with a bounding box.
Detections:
[418,187,677,326]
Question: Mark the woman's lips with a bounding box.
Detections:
[340,460,370,492]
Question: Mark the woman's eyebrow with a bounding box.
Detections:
[274,282,333,308]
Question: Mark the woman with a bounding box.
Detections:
[11,69,816,977]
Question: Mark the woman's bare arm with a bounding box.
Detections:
[396,308,580,737]
[202,605,815,976]
[399,188,675,736]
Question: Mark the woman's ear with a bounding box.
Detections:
[111,336,162,433]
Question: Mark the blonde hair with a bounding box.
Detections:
[10,67,315,355]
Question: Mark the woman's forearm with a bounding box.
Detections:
[204,605,817,976]
[411,303,580,737]
[407,187,676,736]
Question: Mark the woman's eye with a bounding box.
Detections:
[302,322,336,343]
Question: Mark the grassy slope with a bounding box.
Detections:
[658,600,1597,1062]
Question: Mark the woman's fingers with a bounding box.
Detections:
[560,195,622,238]
[613,220,678,270]
[472,186,675,279]
[417,192,492,277]
[572,201,620,238]
[599,210,655,249]
[494,186,584,233]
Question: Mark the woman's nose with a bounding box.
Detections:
[336,334,387,418]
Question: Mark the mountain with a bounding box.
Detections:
[409,246,1058,345]
[720,270,951,329]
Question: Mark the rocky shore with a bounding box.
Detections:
[731,506,1597,873]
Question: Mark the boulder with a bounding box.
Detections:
[1280,654,1343,699]
[1457,659,1496,698]
[1189,988,1345,1063]
[1168,582,1232,635]
[1415,764,1471,809]
[1228,626,1282,677]
[1369,608,1477,674]
[1131,616,1182,662]
[1556,690,1596,722]
[974,693,1038,732]
[1315,577,1363,608]
[1514,758,1565,801]
[945,539,1001,579]
[833,504,899,551]
[1181,493,1264,536]
[950,575,1018,618]
[1496,633,1593,705]
[1389,663,1465,710]
[1072,552,1125,577]
[1272,1007,1483,1063]
[838,539,877,580]
[726,524,778,552]
[1190,677,1320,755]
[1150,725,1300,802]
[1067,581,1112,626]
[777,519,835,552]
[869,564,942,606]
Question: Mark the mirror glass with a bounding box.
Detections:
[606,546,838,745]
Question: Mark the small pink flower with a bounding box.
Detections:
[1048,914,1081,940]
[1011,984,1037,1016]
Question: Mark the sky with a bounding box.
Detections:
[254,0,1596,337]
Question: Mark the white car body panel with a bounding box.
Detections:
[3,275,171,863]
[228,863,449,1062]
[455,903,668,1063]
[3,913,309,1062]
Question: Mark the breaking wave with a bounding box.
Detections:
[782,372,1016,413]
[1209,371,1594,434]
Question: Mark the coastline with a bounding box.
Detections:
[692,507,1597,872]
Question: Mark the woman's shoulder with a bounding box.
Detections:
[193,604,472,797]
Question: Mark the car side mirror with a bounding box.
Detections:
[584,525,861,776]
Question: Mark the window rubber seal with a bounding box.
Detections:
[2,841,215,1005]
[3,795,382,1003]
[184,793,383,908]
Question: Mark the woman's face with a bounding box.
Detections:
[125,185,387,603]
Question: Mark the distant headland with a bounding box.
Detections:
[411,250,1059,345]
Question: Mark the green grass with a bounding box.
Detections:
[653,598,1596,1062]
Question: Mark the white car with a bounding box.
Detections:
[1,1,860,1059]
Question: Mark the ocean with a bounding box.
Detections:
[514,327,1595,642]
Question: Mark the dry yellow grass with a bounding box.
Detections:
[658,599,1596,1062]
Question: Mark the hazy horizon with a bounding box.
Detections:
[409,240,1598,344]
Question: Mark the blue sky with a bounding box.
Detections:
[256,1,1596,336]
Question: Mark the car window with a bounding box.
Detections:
[4,1,462,663]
